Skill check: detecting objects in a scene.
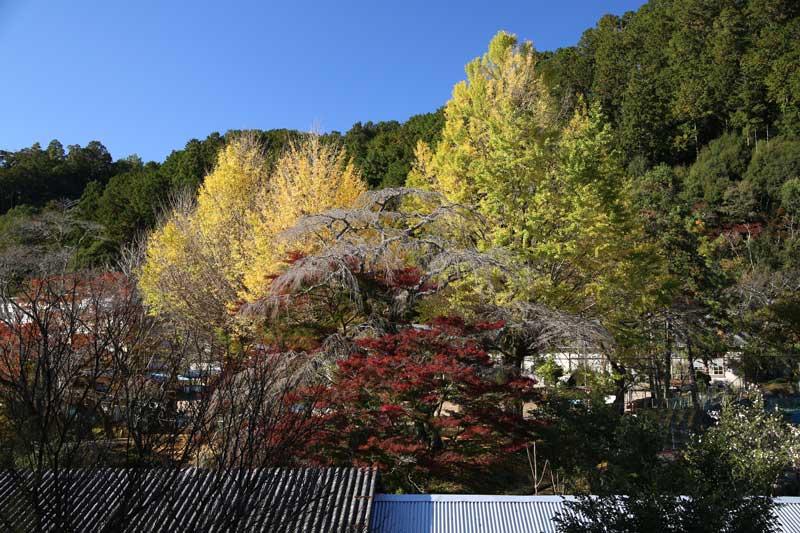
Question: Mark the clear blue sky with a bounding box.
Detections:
[1,0,645,162]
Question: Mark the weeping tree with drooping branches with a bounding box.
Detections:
[244,187,606,375]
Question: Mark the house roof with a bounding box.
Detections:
[0,467,378,532]
[5,469,799,532]
[369,494,800,533]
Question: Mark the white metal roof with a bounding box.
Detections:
[370,494,800,533]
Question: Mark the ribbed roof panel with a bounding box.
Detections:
[370,495,800,533]
[0,467,378,532]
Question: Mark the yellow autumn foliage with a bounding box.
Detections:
[410,31,659,321]
[408,30,557,254]
[242,135,366,300]
[138,132,366,326]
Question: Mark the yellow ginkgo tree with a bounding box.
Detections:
[410,31,655,316]
[242,134,365,300]
[407,32,663,396]
[138,132,366,330]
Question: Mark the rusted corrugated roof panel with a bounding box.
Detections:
[0,467,377,532]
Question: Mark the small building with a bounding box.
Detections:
[669,352,745,389]
[523,351,609,384]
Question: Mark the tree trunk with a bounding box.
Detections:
[686,338,700,411]
[501,339,529,417]
[102,411,115,440]
[663,315,672,408]
[650,359,661,408]
[503,338,528,376]
[609,359,627,414]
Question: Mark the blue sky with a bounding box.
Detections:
[1,1,645,162]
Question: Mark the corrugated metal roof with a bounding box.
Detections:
[370,494,800,533]
[776,497,800,532]
[0,467,378,532]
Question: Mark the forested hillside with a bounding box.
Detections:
[0,114,443,272]
[1,1,795,258]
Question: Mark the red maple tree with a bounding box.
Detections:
[302,318,539,492]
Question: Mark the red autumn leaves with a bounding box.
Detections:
[300,318,539,491]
